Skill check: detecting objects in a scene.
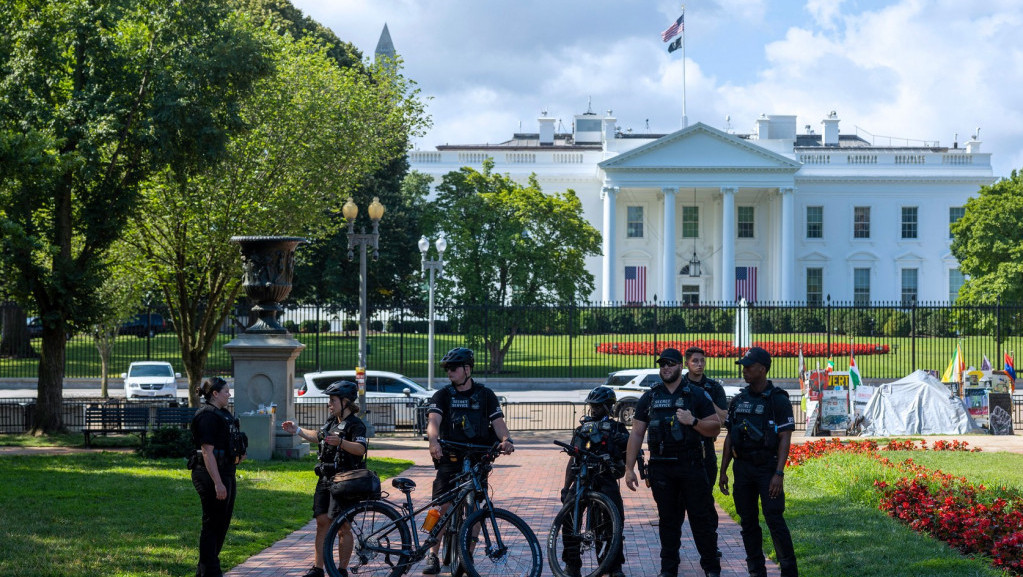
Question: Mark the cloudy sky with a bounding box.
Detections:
[292,0,1022,178]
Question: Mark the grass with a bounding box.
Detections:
[0,432,140,448]
[714,448,1023,577]
[0,451,412,577]
[4,330,1020,382]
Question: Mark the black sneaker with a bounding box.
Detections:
[565,565,582,577]
[300,567,325,577]
[422,553,441,575]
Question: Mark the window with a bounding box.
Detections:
[854,268,870,306]
[901,207,918,239]
[681,284,700,305]
[682,206,699,238]
[901,268,918,306]
[806,267,823,306]
[949,206,965,238]
[737,206,754,238]
[949,268,965,302]
[627,206,643,238]
[806,206,823,239]
[854,207,870,238]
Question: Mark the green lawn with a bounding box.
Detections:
[0,451,412,577]
[715,448,1023,577]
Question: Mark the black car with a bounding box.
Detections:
[120,313,168,337]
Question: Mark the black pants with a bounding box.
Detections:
[648,459,720,576]
[732,458,797,577]
[560,476,625,572]
[192,466,237,577]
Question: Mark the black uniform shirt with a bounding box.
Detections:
[634,380,717,424]
[685,375,727,410]
[724,381,795,434]
[428,381,504,444]
[191,404,232,452]
[319,413,368,471]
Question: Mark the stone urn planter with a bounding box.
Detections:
[231,236,306,334]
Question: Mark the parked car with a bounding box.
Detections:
[122,361,181,399]
[120,313,169,338]
[26,317,43,339]
[297,370,433,428]
[601,368,742,425]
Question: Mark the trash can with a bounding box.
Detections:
[238,412,275,460]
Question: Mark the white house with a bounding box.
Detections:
[408,108,995,305]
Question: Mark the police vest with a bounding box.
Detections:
[646,383,702,457]
[730,385,785,458]
[191,404,247,465]
[318,416,365,471]
[572,417,627,477]
[446,385,487,441]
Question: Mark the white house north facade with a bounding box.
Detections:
[409,110,995,305]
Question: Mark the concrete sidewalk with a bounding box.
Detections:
[225,434,780,577]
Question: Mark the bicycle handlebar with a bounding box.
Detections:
[553,440,610,463]
[439,439,502,459]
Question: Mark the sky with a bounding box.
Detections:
[291,0,1023,179]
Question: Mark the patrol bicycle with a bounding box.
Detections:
[323,440,542,577]
[547,440,624,577]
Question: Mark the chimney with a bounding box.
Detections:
[821,110,840,146]
[538,113,555,146]
[755,114,770,139]
[966,128,982,153]
[602,110,617,145]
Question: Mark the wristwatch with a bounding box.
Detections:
[775,470,785,477]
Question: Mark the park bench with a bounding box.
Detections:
[154,406,196,429]
[83,405,149,447]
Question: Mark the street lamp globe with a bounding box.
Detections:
[342,197,358,221]
[418,235,430,254]
[368,197,385,221]
[435,236,447,255]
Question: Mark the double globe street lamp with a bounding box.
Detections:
[342,196,385,431]
[418,235,447,390]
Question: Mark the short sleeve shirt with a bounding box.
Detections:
[634,381,717,424]
[428,381,504,444]
[724,381,795,433]
[687,375,728,410]
[191,405,231,451]
[319,413,368,471]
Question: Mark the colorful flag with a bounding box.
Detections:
[1005,352,1016,381]
[667,37,682,53]
[624,265,646,303]
[661,13,684,42]
[797,343,807,393]
[981,354,992,371]
[735,266,758,303]
[849,354,862,390]
[826,357,834,373]
[941,341,965,383]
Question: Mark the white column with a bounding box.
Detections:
[662,187,677,301]
[779,187,795,301]
[601,186,618,302]
[721,187,736,302]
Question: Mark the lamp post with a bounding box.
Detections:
[342,197,385,431]
[419,235,447,390]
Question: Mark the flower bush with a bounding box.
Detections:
[595,339,889,357]
[786,438,1022,574]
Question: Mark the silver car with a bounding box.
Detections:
[297,370,433,428]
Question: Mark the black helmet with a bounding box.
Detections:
[441,347,475,369]
[324,380,358,402]
[585,386,616,406]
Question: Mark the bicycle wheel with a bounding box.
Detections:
[324,500,412,577]
[459,507,542,577]
[547,491,623,577]
[443,496,471,577]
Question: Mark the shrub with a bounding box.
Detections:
[283,320,299,333]
[343,319,358,332]
[881,310,911,337]
[139,427,193,459]
[370,320,383,332]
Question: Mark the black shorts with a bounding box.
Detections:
[313,478,362,519]
[432,459,488,500]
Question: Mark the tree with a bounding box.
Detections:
[130,31,427,405]
[0,0,270,432]
[90,245,151,398]
[432,159,602,372]
[950,170,1023,304]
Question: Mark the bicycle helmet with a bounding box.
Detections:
[440,347,475,369]
[324,380,359,402]
[584,386,616,406]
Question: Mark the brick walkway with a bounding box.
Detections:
[226,434,780,577]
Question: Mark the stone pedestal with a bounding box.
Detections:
[225,333,309,459]
[239,413,275,460]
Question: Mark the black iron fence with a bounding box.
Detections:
[4,300,1023,382]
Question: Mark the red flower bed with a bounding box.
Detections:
[596,339,889,357]
[787,439,1022,573]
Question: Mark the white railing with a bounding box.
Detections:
[894,154,926,165]
[799,154,831,165]
[942,154,973,165]
[847,154,878,164]
[505,152,536,163]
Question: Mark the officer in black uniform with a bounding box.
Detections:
[559,386,630,577]
[190,377,247,577]
[625,348,722,577]
[282,381,368,577]
[719,347,798,577]
[423,347,514,575]
[681,346,729,486]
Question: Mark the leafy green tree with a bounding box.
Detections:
[950,170,1023,304]
[0,0,270,431]
[130,31,427,405]
[432,159,602,372]
[90,245,152,398]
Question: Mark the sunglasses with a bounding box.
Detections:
[657,360,680,368]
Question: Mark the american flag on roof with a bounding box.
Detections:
[624,265,646,303]
[735,266,757,303]
[661,13,684,42]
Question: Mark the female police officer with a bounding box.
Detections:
[190,377,246,577]
[283,381,368,577]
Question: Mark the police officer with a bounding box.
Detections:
[190,377,246,577]
[423,347,514,574]
[625,348,722,577]
[282,381,368,577]
[559,386,629,577]
[719,347,798,577]
[681,346,729,486]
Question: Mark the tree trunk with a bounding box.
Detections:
[0,303,38,359]
[33,325,67,433]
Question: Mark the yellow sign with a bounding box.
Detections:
[828,373,849,389]
[355,366,366,395]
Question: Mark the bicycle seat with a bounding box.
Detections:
[391,477,417,492]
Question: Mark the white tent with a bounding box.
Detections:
[860,370,984,436]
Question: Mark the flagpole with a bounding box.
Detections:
[680,5,688,129]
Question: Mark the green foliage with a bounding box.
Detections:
[880,310,912,337]
[139,426,193,458]
[299,320,330,333]
[951,169,1023,304]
